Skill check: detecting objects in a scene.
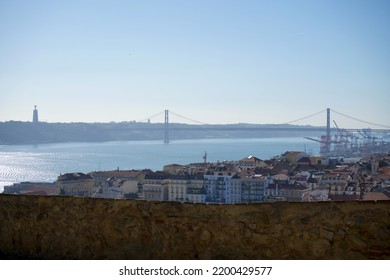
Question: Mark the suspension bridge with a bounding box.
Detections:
[138,108,390,157]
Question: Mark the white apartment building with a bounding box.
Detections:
[204,173,241,203]
[240,175,268,202]
[167,175,206,203]
[142,172,170,201]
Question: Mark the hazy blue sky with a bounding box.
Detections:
[0,0,389,128]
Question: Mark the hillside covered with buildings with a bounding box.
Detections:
[4,151,390,203]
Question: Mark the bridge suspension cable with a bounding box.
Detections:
[282,109,327,125]
[138,110,165,123]
[169,111,210,125]
[331,109,390,129]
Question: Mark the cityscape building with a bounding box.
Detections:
[56,172,93,197]
[3,150,390,203]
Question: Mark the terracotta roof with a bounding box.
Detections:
[253,167,271,174]
[362,192,390,201]
[239,155,262,162]
[237,170,254,178]
[271,162,295,174]
[297,157,311,163]
[93,169,149,178]
[58,172,92,181]
[294,165,316,172]
[283,151,304,157]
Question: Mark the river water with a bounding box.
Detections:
[0,137,319,192]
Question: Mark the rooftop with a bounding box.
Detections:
[57,172,93,181]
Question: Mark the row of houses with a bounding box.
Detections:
[54,170,271,203]
[5,151,390,203]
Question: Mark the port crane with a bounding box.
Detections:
[305,109,390,157]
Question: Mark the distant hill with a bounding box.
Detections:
[0,121,324,145]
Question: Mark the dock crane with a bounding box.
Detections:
[333,120,357,154]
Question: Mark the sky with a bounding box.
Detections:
[0,0,389,128]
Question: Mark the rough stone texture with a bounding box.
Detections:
[0,194,389,259]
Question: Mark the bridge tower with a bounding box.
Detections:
[318,108,332,154]
[164,109,169,144]
[326,108,331,153]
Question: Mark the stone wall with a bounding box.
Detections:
[0,194,389,259]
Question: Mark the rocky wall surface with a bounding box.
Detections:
[0,194,389,259]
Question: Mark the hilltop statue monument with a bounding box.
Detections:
[33,105,39,123]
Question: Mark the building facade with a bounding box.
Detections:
[56,173,94,197]
[240,175,268,202]
[167,174,206,203]
[204,173,241,203]
[91,170,148,199]
[142,172,170,201]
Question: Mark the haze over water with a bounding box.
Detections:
[0,137,319,192]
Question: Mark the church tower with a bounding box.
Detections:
[33,105,39,123]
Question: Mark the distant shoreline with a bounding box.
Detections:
[0,121,324,145]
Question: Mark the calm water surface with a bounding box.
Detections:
[0,138,319,192]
